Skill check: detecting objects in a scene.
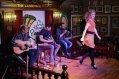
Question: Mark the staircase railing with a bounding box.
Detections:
[5,55,69,79]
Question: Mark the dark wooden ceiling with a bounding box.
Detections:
[0,0,66,10]
[0,0,65,4]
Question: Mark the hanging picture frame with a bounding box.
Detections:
[104,5,111,13]
[112,6,119,12]
[71,5,74,14]
[102,17,107,24]
[96,17,101,24]
[78,6,83,13]
[71,15,83,37]
[74,5,78,13]
[101,27,107,32]
[96,6,103,12]
[111,16,119,28]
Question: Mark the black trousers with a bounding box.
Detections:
[80,46,95,65]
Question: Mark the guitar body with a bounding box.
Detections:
[13,40,32,54]
[13,47,26,54]
[13,39,44,54]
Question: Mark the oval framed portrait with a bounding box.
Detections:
[61,15,68,28]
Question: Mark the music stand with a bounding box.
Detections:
[26,55,29,79]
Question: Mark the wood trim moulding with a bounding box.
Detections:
[1,1,60,9]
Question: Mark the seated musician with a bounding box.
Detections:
[11,24,40,66]
[56,23,72,58]
[38,24,60,63]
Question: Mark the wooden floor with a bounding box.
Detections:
[41,56,119,79]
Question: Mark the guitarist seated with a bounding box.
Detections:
[11,24,40,66]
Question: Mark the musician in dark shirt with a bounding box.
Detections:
[11,24,40,66]
[56,23,72,58]
[39,24,60,63]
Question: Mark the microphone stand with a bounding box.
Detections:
[36,35,39,67]
[26,55,29,79]
[1,55,15,79]
[1,65,9,79]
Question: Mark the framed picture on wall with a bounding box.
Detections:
[71,15,83,37]
[102,17,107,24]
[96,6,103,12]
[104,5,111,13]
[111,17,119,28]
[101,27,107,32]
[74,5,78,13]
[112,6,119,12]
[71,5,74,13]
[96,17,101,24]
[61,15,68,27]
[78,6,83,13]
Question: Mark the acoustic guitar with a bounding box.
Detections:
[13,40,43,54]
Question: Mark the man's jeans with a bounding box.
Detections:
[57,38,72,56]
[39,43,60,62]
[20,49,40,66]
[28,49,40,65]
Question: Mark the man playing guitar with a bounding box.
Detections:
[11,24,40,66]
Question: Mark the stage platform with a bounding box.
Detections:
[31,57,119,79]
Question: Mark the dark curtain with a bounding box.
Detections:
[0,10,22,45]
[45,10,54,37]
[15,10,23,33]
[45,10,53,26]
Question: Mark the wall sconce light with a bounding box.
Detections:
[12,14,16,21]
[53,11,62,18]
[5,12,16,22]
[5,13,12,22]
